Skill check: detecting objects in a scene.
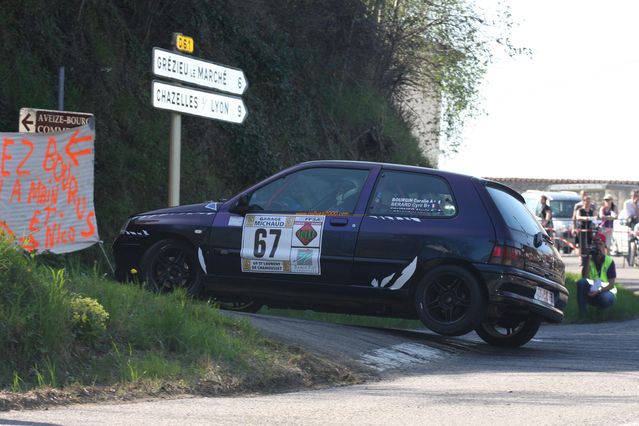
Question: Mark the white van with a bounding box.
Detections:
[521,190,581,253]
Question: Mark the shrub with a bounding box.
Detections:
[69,295,110,345]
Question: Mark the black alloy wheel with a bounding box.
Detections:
[415,265,486,336]
[139,239,201,296]
[216,299,263,313]
[475,317,541,347]
[629,240,637,267]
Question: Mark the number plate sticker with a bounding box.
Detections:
[240,215,325,274]
[534,287,554,305]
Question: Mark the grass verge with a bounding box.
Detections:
[562,272,639,323]
[0,239,358,410]
[261,274,639,328]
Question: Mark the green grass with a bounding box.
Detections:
[0,238,301,393]
[562,272,639,323]
[262,273,639,329]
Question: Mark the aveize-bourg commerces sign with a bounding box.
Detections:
[0,123,99,253]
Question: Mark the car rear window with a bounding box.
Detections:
[369,171,456,217]
[487,186,542,235]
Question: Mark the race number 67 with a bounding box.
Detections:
[253,228,281,258]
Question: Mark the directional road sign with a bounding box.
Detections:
[151,80,248,124]
[19,108,94,133]
[152,47,248,96]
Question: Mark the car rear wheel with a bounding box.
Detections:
[414,265,486,336]
[139,239,201,296]
[628,240,637,267]
[475,317,541,347]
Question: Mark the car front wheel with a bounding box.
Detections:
[139,239,202,296]
[475,317,541,347]
[215,299,263,313]
[414,265,486,336]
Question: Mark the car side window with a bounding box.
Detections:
[369,171,456,217]
[249,168,369,213]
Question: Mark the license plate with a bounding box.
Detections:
[534,287,554,305]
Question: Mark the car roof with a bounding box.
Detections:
[297,159,489,182]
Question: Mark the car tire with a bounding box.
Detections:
[414,265,486,336]
[216,299,263,313]
[628,240,637,267]
[139,239,202,296]
[475,316,541,347]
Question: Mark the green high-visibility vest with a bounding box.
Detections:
[588,255,614,282]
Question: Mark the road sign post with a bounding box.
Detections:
[152,35,248,206]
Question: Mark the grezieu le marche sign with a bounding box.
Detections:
[152,47,248,96]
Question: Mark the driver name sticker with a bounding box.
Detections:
[241,214,325,274]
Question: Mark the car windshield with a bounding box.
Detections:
[488,186,543,235]
[548,200,578,218]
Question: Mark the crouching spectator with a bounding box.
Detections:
[576,233,617,316]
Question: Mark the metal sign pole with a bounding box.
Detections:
[58,66,65,110]
[168,111,181,206]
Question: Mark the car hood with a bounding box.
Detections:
[134,201,222,217]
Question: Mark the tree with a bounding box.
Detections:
[361,0,525,153]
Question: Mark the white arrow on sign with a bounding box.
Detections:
[151,80,248,124]
[152,47,248,96]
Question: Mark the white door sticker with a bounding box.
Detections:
[241,214,325,274]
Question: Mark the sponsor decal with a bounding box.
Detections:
[369,215,421,222]
[205,202,219,211]
[370,257,417,290]
[125,230,150,237]
[295,222,318,246]
[228,216,244,227]
[240,214,325,275]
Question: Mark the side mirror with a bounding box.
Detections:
[533,232,543,248]
[230,194,250,215]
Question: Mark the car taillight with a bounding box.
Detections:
[490,244,525,269]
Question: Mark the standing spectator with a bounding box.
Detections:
[619,190,639,228]
[572,190,588,249]
[576,233,616,316]
[598,194,617,251]
[536,195,553,236]
[576,195,596,266]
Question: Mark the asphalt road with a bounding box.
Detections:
[3,313,639,425]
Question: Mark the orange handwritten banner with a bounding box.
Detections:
[0,123,98,253]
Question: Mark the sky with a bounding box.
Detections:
[438,0,639,181]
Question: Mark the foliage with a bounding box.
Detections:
[0,0,514,249]
[0,237,292,391]
[362,0,525,153]
[69,294,110,344]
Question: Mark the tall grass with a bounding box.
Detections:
[0,238,287,391]
[0,239,74,386]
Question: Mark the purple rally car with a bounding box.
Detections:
[113,160,568,347]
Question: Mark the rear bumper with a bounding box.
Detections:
[475,263,569,323]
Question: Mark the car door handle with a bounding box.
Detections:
[330,217,349,226]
